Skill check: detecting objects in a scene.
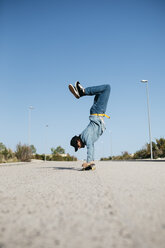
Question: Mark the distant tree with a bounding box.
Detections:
[120,151,132,160]
[2,148,9,160]
[100,156,112,161]
[7,148,15,159]
[35,153,45,160]
[51,146,65,155]
[15,143,32,162]
[0,142,6,153]
[0,143,16,163]
[30,145,37,154]
[133,141,157,159]
[51,154,64,161]
[145,141,157,159]
[133,148,148,159]
[156,138,165,157]
[64,154,77,161]
[51,153,77,161]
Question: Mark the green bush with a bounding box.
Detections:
[0,153,4,163]
[15,143,32,162]
[0,142,16,163]
[63,154,77,161]
[35,153,45,160]
[51,154,64,161]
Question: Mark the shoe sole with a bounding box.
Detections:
[68,84,80,99]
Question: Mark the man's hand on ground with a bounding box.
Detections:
[82,161,94,168]
[82,162,88,168]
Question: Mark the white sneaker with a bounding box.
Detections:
[75,81,85,97]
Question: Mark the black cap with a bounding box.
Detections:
[70,135,79,152]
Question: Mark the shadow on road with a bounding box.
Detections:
[53,167,77,170]
[38,166,80,171]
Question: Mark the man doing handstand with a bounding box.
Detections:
[69,82,111,170]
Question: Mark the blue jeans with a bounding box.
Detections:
[84,84,111,114]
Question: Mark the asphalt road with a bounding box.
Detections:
[0,160,165,248]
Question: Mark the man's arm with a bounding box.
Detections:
[82,143,94,167]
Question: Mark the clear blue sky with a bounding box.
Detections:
[0,0,165,160]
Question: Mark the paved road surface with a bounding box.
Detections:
[0,160,165,248]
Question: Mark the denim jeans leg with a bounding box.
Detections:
[84,84,111,114]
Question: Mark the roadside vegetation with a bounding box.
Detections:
[1,137,165,163]
[0,143,77,163]
[100,137,165,161]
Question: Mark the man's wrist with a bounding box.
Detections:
[82,161,94,168]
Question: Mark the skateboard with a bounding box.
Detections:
[80,164,96,171]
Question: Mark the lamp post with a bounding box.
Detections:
[109,130,113,158]
[45,124,48,162]
[28,106,34,146]
[140,80,153,159]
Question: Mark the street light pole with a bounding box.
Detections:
[45,124,48,162]
[109,130,113,158]
[141,80,153,159]
[28,106,34,146]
